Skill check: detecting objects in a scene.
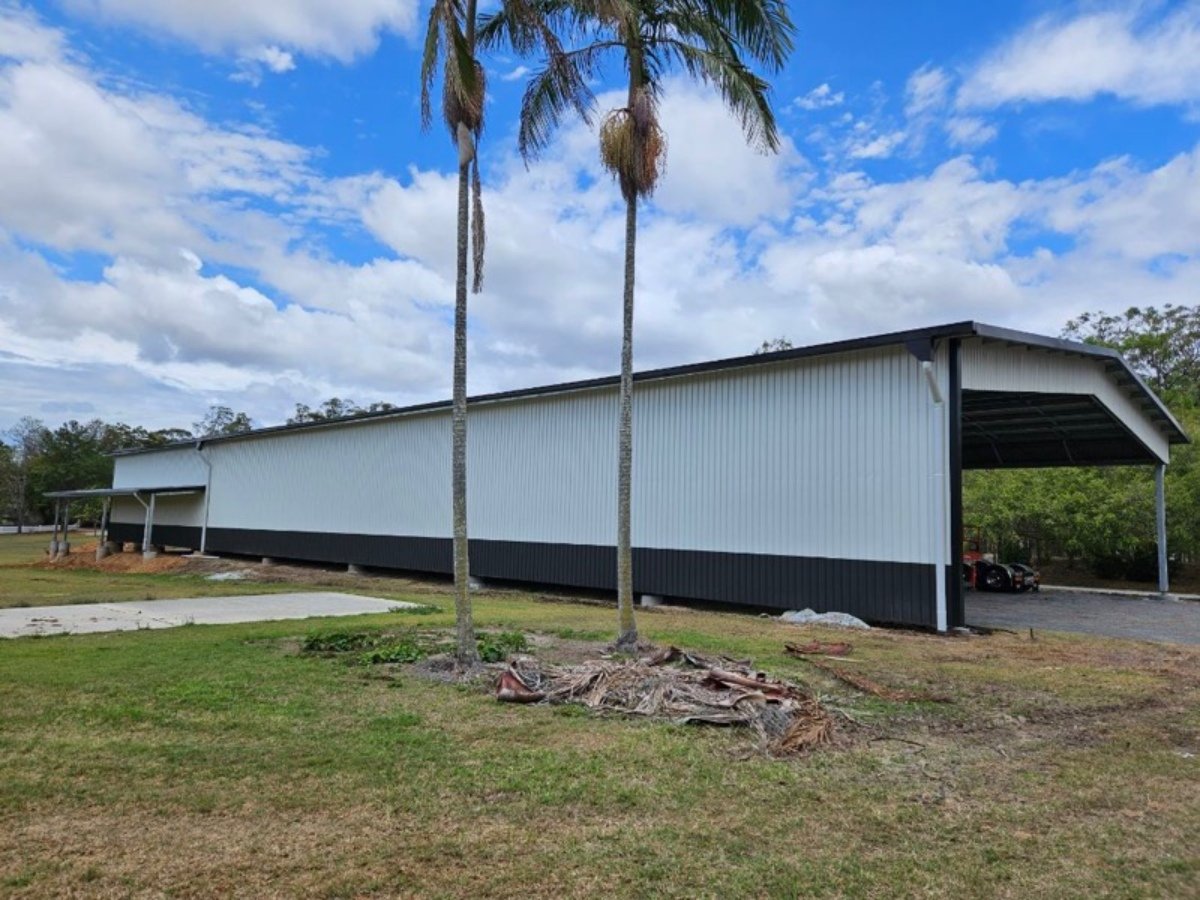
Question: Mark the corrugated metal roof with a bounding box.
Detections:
[109,320,1189,457]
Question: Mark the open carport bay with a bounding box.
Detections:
[967,588,1200,644]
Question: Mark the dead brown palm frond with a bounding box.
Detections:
[443,56,486,140]
[784,640,854,657]
[799,656,952,704]
[768,697,835,754]
[499,653,835,755]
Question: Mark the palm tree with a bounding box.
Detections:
[421,0,490,667]
[482,0,795,649]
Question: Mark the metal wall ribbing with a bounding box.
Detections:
[111,446,207,489]
[206,412,450,536]
[110,494,205,528]
[138,345,948,566]
[625,345,943,563]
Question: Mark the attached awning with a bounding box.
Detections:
[43,486,205,500]
[962,391,1158,468]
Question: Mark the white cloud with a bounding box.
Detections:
[958,5,1200,109]
[945,116,997,148]
[0,5,64,62]
[848,130,905,159]
[905,65,950,119]
[1042,147,1200,261]
[650,82,810,224]
[795,83,844,111]
[0,25,313,263]
[3,5,1200,436]
[500,65,530,82]
[231,45,297,85]
[61,0,419,62]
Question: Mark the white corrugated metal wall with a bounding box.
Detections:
[111,494,205,529]
[112,446,208,489]
[112,343,949,567]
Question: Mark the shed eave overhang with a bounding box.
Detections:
[971,323,1189,446]
[43,486,205,500]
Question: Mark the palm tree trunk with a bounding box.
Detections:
[452,124,478,668]
[615,193,638,649]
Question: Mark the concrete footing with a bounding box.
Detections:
[142,549,158,560]
[261,556,277,566]
[57,542,70,558]
[468,576,485,591]
[347,563,366,576]
[639,594,664,608]
[96,543,110,561]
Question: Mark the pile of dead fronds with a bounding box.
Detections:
[497,646,833,756]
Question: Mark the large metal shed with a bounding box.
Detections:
[101,322,1188,630]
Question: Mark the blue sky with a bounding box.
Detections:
[1,0,1199,433]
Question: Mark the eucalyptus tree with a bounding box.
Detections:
[481,0,794,648]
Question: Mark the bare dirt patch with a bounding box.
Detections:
[33,542,189,574]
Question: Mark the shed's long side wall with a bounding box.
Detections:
[112,345,948,625]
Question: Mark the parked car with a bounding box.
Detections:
[969,559,1026,592]
[1008,563,1040,592]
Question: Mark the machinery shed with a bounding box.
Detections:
[97,321,1188,630]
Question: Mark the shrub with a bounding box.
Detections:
[477,631,528,663]
[360,636,427,665]
[302,630,381,653]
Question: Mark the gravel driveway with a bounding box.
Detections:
[966,588,1200,645]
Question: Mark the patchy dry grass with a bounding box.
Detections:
[1,539,1198,897]
[0,533,451,609]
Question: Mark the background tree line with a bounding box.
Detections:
[0,399,394,529]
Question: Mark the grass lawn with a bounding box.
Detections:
[1,535,1198,897]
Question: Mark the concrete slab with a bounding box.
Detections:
[0,592,421,639]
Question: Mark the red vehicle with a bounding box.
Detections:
[962,527,1040,592]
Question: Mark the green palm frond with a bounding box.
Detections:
[488,0,793,177]
[658,38,779,151]
[674,0,794,70]
[419,0,449,130]
[517,43,619,157]
[479,0,580,54]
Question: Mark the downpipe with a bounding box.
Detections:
[922,361,949,633]
[197,441,213,555]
